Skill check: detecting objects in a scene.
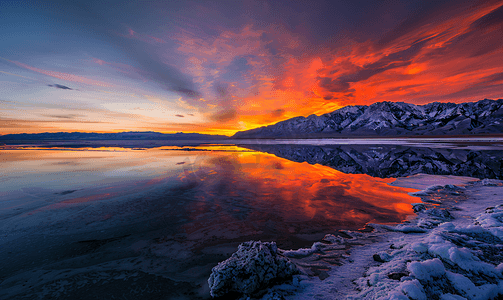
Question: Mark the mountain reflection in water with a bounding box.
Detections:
[240,143,503,180]
[176,150,417,250]
[4,142,496,299]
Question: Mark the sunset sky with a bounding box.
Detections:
[1,0,503,135]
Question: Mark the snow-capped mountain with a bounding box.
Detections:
[233,99,503,138]
[239,144,503,179]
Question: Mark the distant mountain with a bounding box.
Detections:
[233,99,503,138]
[0,131,229,141]
[239,144,503,180]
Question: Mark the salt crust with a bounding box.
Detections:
[219,177,503,299]
[346,181,502,300]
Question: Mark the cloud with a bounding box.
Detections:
[221,56,252,81]
[308,0,503,108]
[204,83,239,122]
[318,77,351,93]
[469,3,503,30]
[386,84,424,93]
[171,87,201,99]
[44,114,80,119]
[175,114,184,117]
[437,71,503,100]
[319,38,431,95]
[110,31,202,100]
[119,27,167,44]
[0,117,107,126]
[29,1,201,100]
[209,108,237,122]
[0,70,38,81]
[5,59,112,87]
[479,72,503,84]
[411,3,503,59]
[375,0,489,47]
[48,84,73,90]
[5,0,503,135]
[270,109,285,118]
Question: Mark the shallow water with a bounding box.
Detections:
[0,144,424,299]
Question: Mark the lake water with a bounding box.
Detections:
[1,141,502,299]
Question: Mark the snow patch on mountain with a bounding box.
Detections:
[233,99,503,138]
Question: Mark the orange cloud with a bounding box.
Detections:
[170,2,503,134]
[5,2,502,136]
[171,24,341,131]
[314,1,503,106]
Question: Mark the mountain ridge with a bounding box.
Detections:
[233,99,503,138]
[0,131,229,141]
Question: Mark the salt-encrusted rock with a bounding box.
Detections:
[261,291,286,300]
[388,272,409,281]
[481,179,500,186]
[282,242,326,258]
[426,208,452,220]
[373,251,392,263]
[412,203,426,213]
[322,233,347,244]
[376,223,428,233]
[475,204,503,238]
[207,241,299,298]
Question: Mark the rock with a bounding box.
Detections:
[423,198,442,204]
[261,291,286,300]
[412,203,426,213]
[322,234,346,244]
[316,270,329,280]
[388,272,409,280]
[443,184,459,190]
[207,241,299,298]
[379,223,428,233]
[373,251,391,263]
[373,254,384,263]
[481,179,500,186]
[426,208,452,220]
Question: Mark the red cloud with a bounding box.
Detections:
[167,1,503,134]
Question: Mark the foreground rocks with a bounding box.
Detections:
[350,181,503,300]
[269,176,503,300]
[208,241,300,298]
[208,177,503,299]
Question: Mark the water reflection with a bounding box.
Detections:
[240,143,503,179]
[178,151,417,247]
[0,146,418,299]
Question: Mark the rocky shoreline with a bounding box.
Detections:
[209,175,503,299]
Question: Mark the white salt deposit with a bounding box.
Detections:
[244,175,503,300]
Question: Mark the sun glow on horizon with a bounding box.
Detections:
[1,0,502,135]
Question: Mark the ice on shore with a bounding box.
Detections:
[227,176,503,300]
[347,180,503,300]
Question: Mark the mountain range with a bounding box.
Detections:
[233,99,503,138]
[2,99,502,142]
[0,131,228,141]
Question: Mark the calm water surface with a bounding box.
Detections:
[0,145,419,299]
